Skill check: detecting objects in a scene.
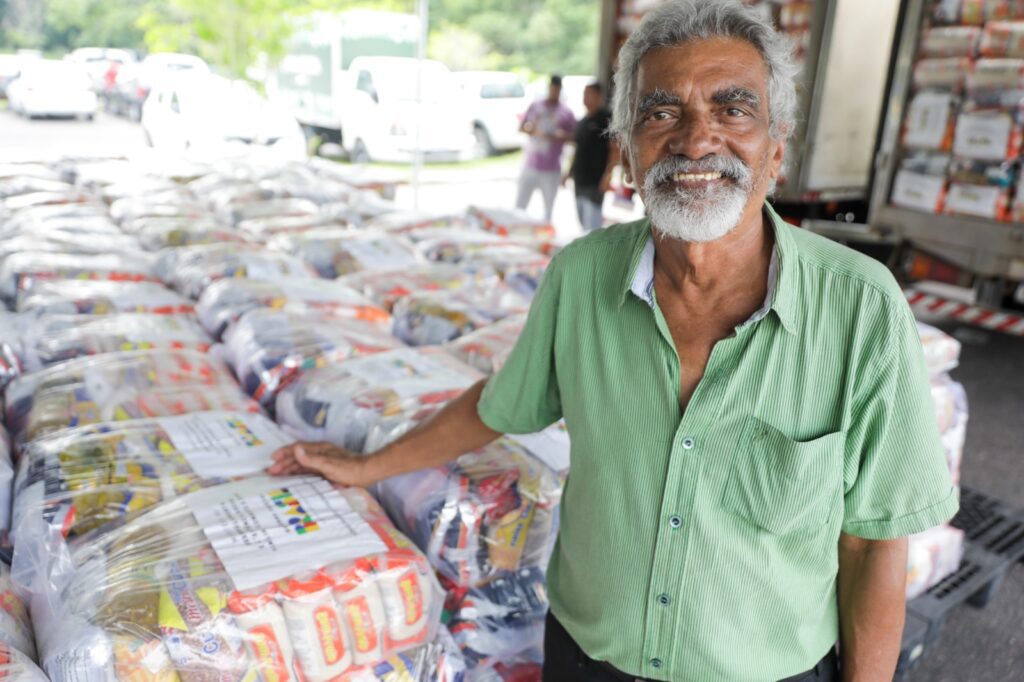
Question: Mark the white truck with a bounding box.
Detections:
[275,10,474,163]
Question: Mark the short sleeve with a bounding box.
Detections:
[841,302,959,539]
[476,255,563,434]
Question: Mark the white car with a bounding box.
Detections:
[142,73,306,162]
[6,60,97,120]
[109,53,210,121]
[454,70,529,157]
[67,47,136,89]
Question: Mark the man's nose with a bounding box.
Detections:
[666,114,722,159]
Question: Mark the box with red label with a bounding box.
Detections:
[20,477,446,682]
[942,159,1015,220]
[891,153,952,214]
[920,26,982,58]
[980,20,1024,57]
[903,91,961,151]
[952,107,1023,160]
[912,58,972,92]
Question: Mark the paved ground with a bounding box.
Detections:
[2,106,1021,681]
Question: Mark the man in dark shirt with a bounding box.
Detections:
[564,82,618,231]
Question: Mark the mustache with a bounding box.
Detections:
[642,155,752,188]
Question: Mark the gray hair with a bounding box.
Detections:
[610,0,799,149]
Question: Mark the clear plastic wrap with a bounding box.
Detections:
[269,229,423,279]
[906,524,965,599]
[0,232,144,264]
[917,322,962,376]
[443,567,547,674]
[4,349,260,443]
[238,214,355,240]
[12,313,212,376]
[339,265,501,312]
[275,348,483,453]
[0,563,35,660]
[467,650,542,682]
[11,411,293,547]
[461,249,551,299]
[366,212,468,236]
[0,640,47,681]
[133,219,252,251]
[466,207,556,242]
[108,196,208,226]
[155,244,316,299]
[937,379,968,487]
[24,476,445,682]
[392,286,530,347]
[0,427,11,533]
[0,252,157,304]
[221,310,404,405]
[195,278,391,339]
[412,229,515,261]
[375,441,561,588]
[17,280,195,317]
[444,315,526,376]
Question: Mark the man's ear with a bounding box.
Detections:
[621,145,634,186]
[769,138,786,182]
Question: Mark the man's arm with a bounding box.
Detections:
[837,532,908,682]
[267,378,500,486]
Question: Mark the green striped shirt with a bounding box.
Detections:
[476,204,958,681]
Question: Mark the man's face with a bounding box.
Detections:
[583,86,601,111]
[622,37,785,243]
[548,83,562,102]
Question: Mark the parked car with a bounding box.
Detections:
[0,54,23,99]
[6,60,97,120]
[107,53,210,121]
[67,47,136,89]
[142,73,306,162]
[453,70,529,157]
[337,56,475,163]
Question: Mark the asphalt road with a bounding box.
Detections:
[1,105,1021,681]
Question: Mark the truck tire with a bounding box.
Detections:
[473,125,495,158]
[351,138,371,164]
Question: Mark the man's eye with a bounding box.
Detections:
[648,111,671,121]
[726,107,748,117]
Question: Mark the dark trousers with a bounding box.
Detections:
[542,612,839,682]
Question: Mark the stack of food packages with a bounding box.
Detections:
[906,322,970,599]
[892,1,1024,220]
[0,155,566,680]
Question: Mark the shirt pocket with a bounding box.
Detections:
[722,416,845,535]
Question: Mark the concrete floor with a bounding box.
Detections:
[905,323,1024,682]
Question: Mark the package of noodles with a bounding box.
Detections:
[392,285,529,347]
[4,349,259,443]
[275,348,483,453]
[11,411,293,546]
[17,280,194,317]
[195,278,390,339]
[269,229,423,279]
[24,476,444,682]
[221,309,404,406]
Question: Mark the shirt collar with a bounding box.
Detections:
[618,203,799,335]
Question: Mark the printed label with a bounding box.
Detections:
[337,349,474,400]
[953,112,1013,161]
[313,606,346,665]
[904,92,954,149]
[187,477,387,591]
[891,171,946,213]
[159,412,293,479]
[344,597,379,654]
[945,182,1002,219]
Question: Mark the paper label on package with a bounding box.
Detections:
[341,349,473,398]
[159,412,293,479]
[944,182,1001,218]
[904,92,953,149]
[507,424,571,473]
[891,171,945,213]
[344,239,417,271]
[953,112,1013,160]
[188,476,387,591]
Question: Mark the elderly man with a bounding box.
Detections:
[269,1,958,680]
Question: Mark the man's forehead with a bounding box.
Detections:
[636,38,769,96]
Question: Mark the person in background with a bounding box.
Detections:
[564,81,619,231]
[515,74,576,222]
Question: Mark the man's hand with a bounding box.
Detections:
[267,442,379,487]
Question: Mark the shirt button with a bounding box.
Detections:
[669,515,682,529]
[657,593,671,606]
[650,658,663,669]
[682,437,695,450]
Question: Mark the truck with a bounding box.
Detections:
[274,10,474,163]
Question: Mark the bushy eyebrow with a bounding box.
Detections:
[712,86,760,109]
[636,88,682,116]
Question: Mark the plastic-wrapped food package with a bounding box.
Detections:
[461,249,551,299]
[134,220,252,251]
[445,314,525,376]
[108,196,208,226]
[0,563,35,660]
[238,214,354,240]
[931,374,968,434]
[375,441,561,588]
[466,207,556,242]
[222,310,404,405]
[980,20,1024,57]
[0,252,156,304]
[17,280,194,317]
[11,411,292,548]
[2,190,93,213]
[906,524,965,599]
[4,349,259,442]
[917,322,962,376]
[0,232,144,264]
[919,26,982,57]
[939,380,968,487]
[155,244,316,299]
[367,211,468,236]
[413,229,515,261]
[912,57,971,91]
[0,640,48,681]
[444,567,547,674]
[0,311,31,393]
[469,650,543,682]
[25,476,444,682]
[13,313,211,376]
[196,278,391,339]
[392,286,530,347]
[340,265,501,312]
[269,229,423,279]
[0,428,11,532]
[275,348,483,452]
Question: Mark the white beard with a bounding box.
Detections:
[644,183,749,243]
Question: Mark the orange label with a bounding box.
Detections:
[398,574,423,626]
[344,596,379,654]
[249,624,290,682]
[313,605,345,665]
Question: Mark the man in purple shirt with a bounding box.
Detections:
[516,74,577,222]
